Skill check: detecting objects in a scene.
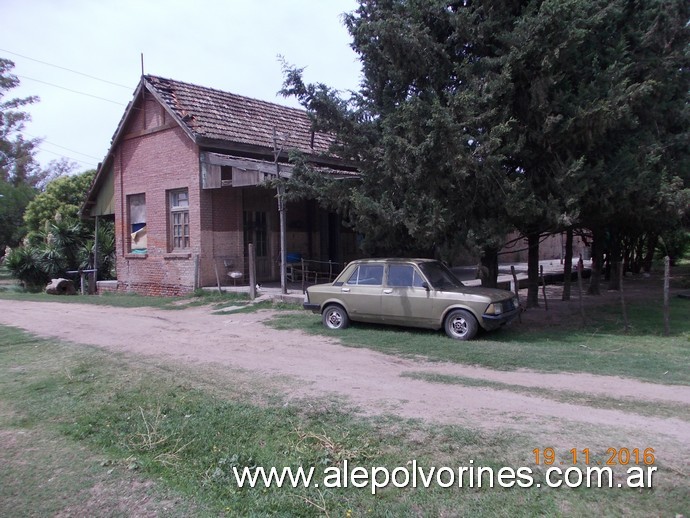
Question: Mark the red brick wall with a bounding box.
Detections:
[108,92,356,295]
[112,96,201,296]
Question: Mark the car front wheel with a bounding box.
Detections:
[322,304,350,330]
[444,309,478,341]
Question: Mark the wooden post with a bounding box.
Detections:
[577,260,585,326]
[510,265,521,323]
[540,265,548,311]
[663,256,670,336]
[213,259,222,294]
[619,260,629,332]
[301,257,306,294]
[194,255,200,290]
[91,216,98,295]
[249,243,256,300]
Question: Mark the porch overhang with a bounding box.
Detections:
[200,151,291,188]
[199,151,359,189]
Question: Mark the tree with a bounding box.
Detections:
[281,1,514,265]
[0,58,40,186]
[0,58,60,253]
[6,169,115,289]
[0,179,34,250]
[23,168,94,233]
[281,0,689,304]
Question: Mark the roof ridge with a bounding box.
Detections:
[143,74,308,115]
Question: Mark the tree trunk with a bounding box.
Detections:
[630,236,641,274]
[480,247,499,289]
[562,228,573,301]
[587,228,603,295]
[527,232,540,308]
[608,234,621,291]
[642,233,657,273]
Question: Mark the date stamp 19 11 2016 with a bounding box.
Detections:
[533,448,655,466]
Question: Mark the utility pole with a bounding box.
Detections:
[273,128,288,295]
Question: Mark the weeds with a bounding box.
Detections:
[127,406,194,467]
[1,325,689,516]
[293,427,377,467]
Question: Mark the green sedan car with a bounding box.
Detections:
[303,258,519,340]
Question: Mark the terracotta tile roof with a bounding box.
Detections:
[144,75,333,156]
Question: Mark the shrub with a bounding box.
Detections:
[4,246,50,290]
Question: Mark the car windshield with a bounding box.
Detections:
[419,261,464,290]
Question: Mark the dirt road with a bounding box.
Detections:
[1,299,688,464]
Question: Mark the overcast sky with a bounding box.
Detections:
[2,0,361,172]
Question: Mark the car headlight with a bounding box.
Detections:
[485,302,503,315]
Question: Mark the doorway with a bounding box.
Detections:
[243,210,271,280]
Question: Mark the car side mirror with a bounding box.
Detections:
[422,281,430,292]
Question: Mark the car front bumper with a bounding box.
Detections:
[481,308,520,330]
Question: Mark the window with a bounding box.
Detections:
[387,264,426,288]
[169,189,190,250]
[346,264,384,286]
[128,193,146,253]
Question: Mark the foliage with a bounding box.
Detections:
[4,168,115,289]
[0,179,34,249]
[0,58,40,186]
[23,169,95,233]
[6,214,114,289]
[4,245,48,290]
[280,0,690,299]
[0,59,81,252]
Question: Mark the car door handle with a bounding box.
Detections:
[383,289,393,294]
[341,287,350,292]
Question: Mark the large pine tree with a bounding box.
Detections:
[282,0,689,304]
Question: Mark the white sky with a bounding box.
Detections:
[1,0,361,172]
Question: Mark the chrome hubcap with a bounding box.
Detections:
[452,317,467,336]
[327,311,342,328]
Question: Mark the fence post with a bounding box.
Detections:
[301,258,305,294]
[620,260,629,332]
[510,265,521,323]
[663,256,670,336]
[577,260,585,326]
[249,244,256,300]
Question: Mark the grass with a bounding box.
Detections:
[2,326,688,516]
[0,401,202,517]
[268,297,690,385]
[0,286,250,310]
[401,371,690,422]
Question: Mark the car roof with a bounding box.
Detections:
[348,258,438,266]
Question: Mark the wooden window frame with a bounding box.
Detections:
[127,193,146,253]
[169,188,190,251]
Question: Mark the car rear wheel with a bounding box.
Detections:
[322,304,350,330]
[444,309,478,341]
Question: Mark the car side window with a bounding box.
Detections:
[347,265,384,286]
[387,265,425,288]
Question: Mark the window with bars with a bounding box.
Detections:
[169,189,190,250]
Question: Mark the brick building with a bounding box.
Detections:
[82,75,358,296]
